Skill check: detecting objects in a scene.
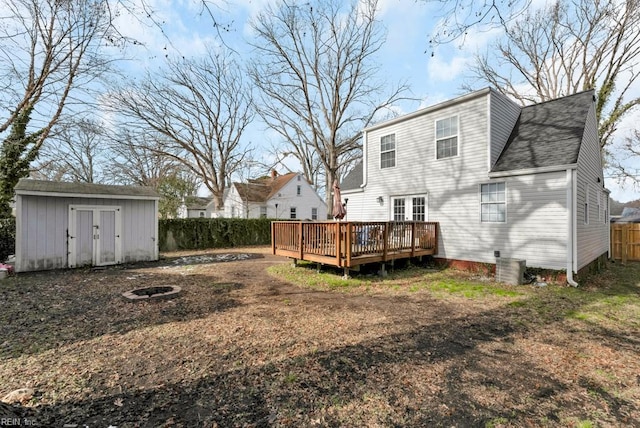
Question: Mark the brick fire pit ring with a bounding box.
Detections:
[122,285,182,302]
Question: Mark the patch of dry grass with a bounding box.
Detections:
[0,249,638,427]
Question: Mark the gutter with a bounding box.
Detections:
[566,168,579,287]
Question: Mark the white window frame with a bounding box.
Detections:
[480,182,506,223]
[380,134,396,169]
[260,206,267,218]
[297,185,301,196]
[311,207,318,220]
[435,116,459,160]
[290,207,297,219]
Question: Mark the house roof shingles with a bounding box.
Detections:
[14,178,160,198]
[183,196,211,210]
[341,162,363,191]
[492,90,595,172]
[234,172,297,203]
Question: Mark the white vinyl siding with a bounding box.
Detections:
[435,116,458,159]
[380,134,396,169]
[584,183,590,225]
[223,176,327,220]
[575,102,609,270]
[343,90,571,270]
[489,91,521,169]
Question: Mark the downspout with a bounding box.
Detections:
[566,169,579,287]
[360,130,368,189]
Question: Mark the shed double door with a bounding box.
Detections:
[68,205,122,268]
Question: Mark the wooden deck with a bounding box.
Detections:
[271,221,438,269]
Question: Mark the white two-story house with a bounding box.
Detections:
[341,88,609,283]
[222,171,327,220]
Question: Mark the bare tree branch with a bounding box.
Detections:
[466,0,640,185]
[108,47,254,209]
[249,0,412,213]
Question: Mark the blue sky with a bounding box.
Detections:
[111,0,639,202]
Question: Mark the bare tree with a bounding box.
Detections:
[109,47,253,209]
[0,0,124,215]
[466,0,640,169]
[33,118,109,183]
[249,0,410,213]
[610,130,640,188]
[106,130,201,218]
[426,0,530,48]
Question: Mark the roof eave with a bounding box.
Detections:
[15,189,160,200]
[364,88,491,133]
[489,163,577,178]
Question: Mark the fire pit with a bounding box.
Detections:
[122,285,182,302]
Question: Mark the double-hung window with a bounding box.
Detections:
[380,134,396,169]
[436,116,458,159]
[480,182,506,223]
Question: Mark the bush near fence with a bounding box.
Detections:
[0,218,15,263]
[159,218,273,252]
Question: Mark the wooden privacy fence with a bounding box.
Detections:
[271,221,438,269]
[611,223,640,262]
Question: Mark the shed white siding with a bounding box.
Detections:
[575,103,609,270]
[16,195,158,272]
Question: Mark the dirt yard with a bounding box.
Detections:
[0,247,638,427]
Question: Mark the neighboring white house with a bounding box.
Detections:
[177,196,215,218]
[222,171,327,220]
[341,88,609,282]
[14,179,160,272]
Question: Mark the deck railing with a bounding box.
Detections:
[271,221,438,268]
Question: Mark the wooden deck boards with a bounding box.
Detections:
[271,221,438,269]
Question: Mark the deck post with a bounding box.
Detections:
[383,222,389,261]
[271,222,276,254]
[410,222,416,257]
[298,221,304,260]
[342,267,350,279]
[378,263,387,277]
[346,222,352,267]
[335,222,341,267]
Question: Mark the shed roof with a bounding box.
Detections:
[15,179,160,200]
[491,90,595,172]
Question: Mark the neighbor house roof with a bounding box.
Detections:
[492,90,595,172]
[14,178,160,200]
[233,172,297,203]
[183,196,211,210]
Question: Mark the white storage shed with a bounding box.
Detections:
[14,179,160,272]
